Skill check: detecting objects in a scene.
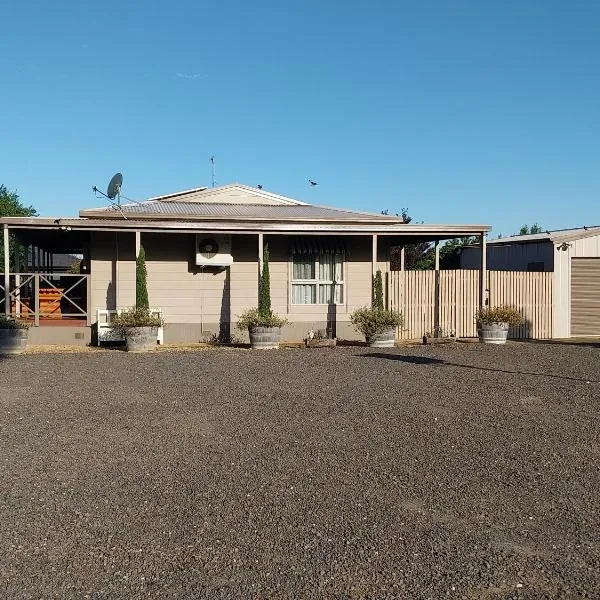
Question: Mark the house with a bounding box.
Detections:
[460,226,600,337]
[2,183,490,345]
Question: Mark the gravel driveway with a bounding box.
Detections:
[1,342,599,599]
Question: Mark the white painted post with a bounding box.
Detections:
[114,233,120,309]
[3,224,9,315]
[14,241,20,316]
[400,246,405,272]
[480,233,487,308]
[135,231,141,258]
[372,234,378,276]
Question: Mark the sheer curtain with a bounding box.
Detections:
[292,252,343,304]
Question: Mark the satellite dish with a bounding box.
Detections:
[107,173,123,200]
[199,238,219,259]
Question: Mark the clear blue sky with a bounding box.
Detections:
[1,0,599,236]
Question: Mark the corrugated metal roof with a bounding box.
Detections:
[490,226,600,245]
[84,201,403,222]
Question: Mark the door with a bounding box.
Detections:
[571,258,600,336]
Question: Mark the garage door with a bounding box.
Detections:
[571,258,600,335]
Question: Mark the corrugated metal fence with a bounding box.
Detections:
[388,270,553,339]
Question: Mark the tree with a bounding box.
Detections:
[0,185,37,271]
[136,245,149,310]
[259,244,272,317]
[372,270,384,310]
[519,223,543,235]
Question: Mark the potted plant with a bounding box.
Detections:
[350,270,404,348]
[0,314,30,354]
[108,245,164,352]
[476,305,525,345]
[236,245,287,349]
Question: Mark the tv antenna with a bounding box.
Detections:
[92,172,128,219]
[210,156,216,188]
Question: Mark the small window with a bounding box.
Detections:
[291,252,344,305]
[527,262,544,272]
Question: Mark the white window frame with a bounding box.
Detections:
[290,252,345,305]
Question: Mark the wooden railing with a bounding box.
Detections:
[0,273,91,326]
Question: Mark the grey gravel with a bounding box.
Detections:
[1,342,599,599]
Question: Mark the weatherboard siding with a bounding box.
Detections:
[89,232,385,342]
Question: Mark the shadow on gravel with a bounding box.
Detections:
[363,352,600,384]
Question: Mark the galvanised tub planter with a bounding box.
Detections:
[125,327,157,352]
[367,327,396,348]
[249,326,281,350]
[478,322,509,345]
[0,329,29,355]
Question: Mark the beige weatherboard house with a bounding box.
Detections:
[1,184,490,345]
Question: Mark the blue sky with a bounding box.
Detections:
[1,0,599,236]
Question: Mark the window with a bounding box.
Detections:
[291,252,344,304]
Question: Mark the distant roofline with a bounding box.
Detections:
[488,225,600,246]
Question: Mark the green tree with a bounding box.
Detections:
[372,270,384,310]
[259,244,271,318]
[519,223,543,235]
[136,245,149,310]
[0,185,37,271]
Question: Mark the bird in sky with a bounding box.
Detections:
[308,179,318,186]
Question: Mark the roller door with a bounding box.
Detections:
[571,258,600,335]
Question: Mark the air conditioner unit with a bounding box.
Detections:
[195,234,233,267]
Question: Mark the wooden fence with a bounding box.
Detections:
[388,270,553,339]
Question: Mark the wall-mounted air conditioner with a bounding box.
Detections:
[195,234,233,267]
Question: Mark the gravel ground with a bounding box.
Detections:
[1,342,599,599]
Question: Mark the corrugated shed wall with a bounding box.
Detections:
[461,242,554,271]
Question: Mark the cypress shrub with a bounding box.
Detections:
[136,245,149,310]
[259,244,271,318]
[372,269,384,311]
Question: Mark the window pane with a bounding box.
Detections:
[292,284,316,304]
[318,252,343,282]
[319,284,343,304]
[293,256,315,280]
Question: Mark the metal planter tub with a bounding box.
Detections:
[0,329,29,355]
[478,322,509,345]
[367,327,396,348]
[125,327,157,352]
[249,326,282,350]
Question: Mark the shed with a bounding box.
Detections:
[460,227,600,338]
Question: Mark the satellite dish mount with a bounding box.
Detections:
[92,172,127,218]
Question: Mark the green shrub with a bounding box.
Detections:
[0,314,30,330]
[476,306,524,327]
[350,306,404,338]
[259,244,272,318]
[372,270,384,311]
[109,307,164,337]
[236,308,287,330]
[136,245,149,310]
[237,244,287,330]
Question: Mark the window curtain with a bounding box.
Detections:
[293,256,315,280]
[319,253,343,282]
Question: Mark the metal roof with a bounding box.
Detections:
[1,215,490,237]
[82,201,404,222]
[489,226,600,245]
